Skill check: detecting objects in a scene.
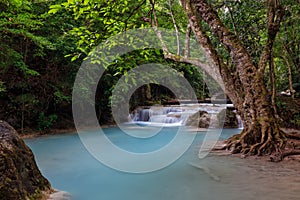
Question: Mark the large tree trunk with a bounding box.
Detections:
[229,90,286,156]
[226,64,286,157]
[179,0,294,159]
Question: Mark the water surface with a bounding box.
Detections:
[25,127,300,200]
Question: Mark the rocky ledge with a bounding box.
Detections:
[0,120,69,200]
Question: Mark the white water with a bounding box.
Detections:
[236,115,244,129]
[128,104,228,127]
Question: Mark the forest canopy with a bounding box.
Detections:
[0,0,299,138]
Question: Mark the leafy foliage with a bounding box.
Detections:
[37,112,58,131]
[0,0,79,131]
[49,0,151,60]
[0,0,299,132]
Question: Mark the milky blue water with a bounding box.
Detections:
[25,127,300,200]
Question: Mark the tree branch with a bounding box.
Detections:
[124,0,147,29]
[164,53,224,89]
[149,1,225,91]
[187,0,255,92]
[168,0,180,55]
[180,0,244,107]
[281,40,295,99]
[149,0,169,53]
[184,23,191,58]
[269,51,279,117]
[258,0,285,73]
[225,2,238,35]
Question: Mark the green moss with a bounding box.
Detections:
[29,190,43,200]
[5,177,12,183]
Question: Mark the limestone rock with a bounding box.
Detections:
[186,109,239,128]
[0,120,51,200]
[186,111,211,128]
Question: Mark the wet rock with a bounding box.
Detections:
[0,120,51,200]
[186,111,211,128]
[186,109,239,128]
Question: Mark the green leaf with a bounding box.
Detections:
[48,4,62,14]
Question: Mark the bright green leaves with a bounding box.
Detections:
[0,0,31,10]
[48,4,62,14]
[49,0,150,61]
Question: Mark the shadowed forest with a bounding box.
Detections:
[1,0,299,135]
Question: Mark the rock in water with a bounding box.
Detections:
[0,120,51,200]
[185,111,211,128]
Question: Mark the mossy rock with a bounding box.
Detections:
[0,120,51,200]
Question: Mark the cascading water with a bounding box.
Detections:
[128,104,234,127]
[130,107,184,126]
[236,114,244,129]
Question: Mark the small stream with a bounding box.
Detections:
[25,127,300,200]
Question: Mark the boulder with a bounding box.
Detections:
[186,111,211,128]
[0,120,51,200]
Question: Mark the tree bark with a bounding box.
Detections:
[282,43,295,99]
[180,0,289,158]
[269,52,279,118]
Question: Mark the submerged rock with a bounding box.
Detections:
[0,120,51,200]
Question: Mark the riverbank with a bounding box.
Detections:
[20,127,77,139]
[20,124,118,139]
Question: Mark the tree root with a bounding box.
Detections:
[270,150,300,162]
[214,128,300,162]
[286,132,300,140]
[282,150,300,158]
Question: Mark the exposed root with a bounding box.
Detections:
[282,150,300,158]
[214,126,300,162]
[286,132,300,140]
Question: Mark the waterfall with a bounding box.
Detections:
[130,106,185,126]
[138,109,152,121]
[129,104,233,127]
[236,115,244,129]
